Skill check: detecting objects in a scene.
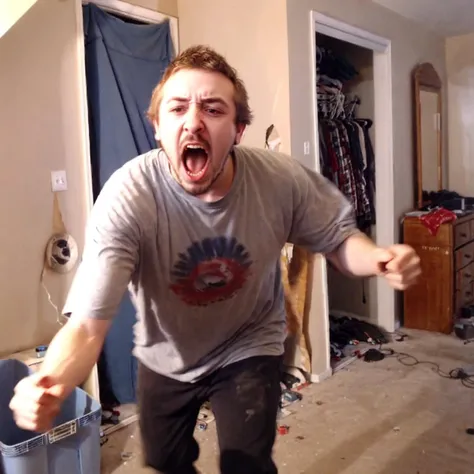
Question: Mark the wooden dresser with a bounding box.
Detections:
[403,211,474,334]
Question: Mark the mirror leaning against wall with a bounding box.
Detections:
[413,62,443,209]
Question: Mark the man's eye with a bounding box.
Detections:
[171,106,185,113]
[206,108,221,115]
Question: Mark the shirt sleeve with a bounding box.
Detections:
[287,160,361,254]
[62,169,140,321]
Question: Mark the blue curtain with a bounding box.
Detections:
[83,4,174,404]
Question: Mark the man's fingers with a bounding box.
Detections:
[13,412,55,433]
[10,374,66,433]
[384,267,421,290]
[10,393,61,433]
[385,253,420,274]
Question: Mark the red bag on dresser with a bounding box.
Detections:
[419,207,457,236]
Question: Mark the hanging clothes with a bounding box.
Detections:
[316,45,376,232]
[318,119,375,230]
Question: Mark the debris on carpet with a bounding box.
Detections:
[329,313,388,370]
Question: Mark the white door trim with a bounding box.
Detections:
[308,11,395,380]
[74,0,179,401]
[312,11,389,53]
[82,0,179,52]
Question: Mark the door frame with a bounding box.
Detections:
[308,11,395,382]
[81,0,179,49]
[73,0,179,401]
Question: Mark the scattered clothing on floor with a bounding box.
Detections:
[329,313,387,363]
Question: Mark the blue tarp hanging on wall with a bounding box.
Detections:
[83,3,174,404]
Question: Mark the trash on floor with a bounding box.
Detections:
[197,421,208,432]
[100,431,109,447]
[102,407,121,426]
[278,407,292,419]
[277,425,290,435]
[281,388,303,405]
[120,451,134,462]
[198,405,215,423]
[329,313,388,370]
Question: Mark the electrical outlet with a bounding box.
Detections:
[51,170,68,192]
[303,141,310,155]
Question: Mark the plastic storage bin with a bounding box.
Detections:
[0,359,101,474]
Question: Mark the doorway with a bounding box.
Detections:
[308,12,395,379]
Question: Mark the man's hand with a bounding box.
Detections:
[327,233,421,288]
[9,373,70,433]
[371,244,421,290]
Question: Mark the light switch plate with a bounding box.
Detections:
[303,141,310,155]
[51,170,68,192]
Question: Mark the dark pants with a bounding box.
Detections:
[137,355,283,474]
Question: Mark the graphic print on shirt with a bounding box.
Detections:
[169,236,253,306]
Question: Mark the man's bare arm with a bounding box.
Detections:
[39,318,111,394]
[326,232,381,277]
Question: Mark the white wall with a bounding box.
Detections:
[0,0,178,357]
[0,0,90,355]
[123,0,178,17]
[446,33,474,196]
[177,0,291,154]
[0,0,38,38]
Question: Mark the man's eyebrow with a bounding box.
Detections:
[165,96,230,107]
[200,97,229,107]
[165,97,188,104]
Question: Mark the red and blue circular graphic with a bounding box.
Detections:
[169,236,253,306]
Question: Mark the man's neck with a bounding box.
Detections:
[198,154,235,203]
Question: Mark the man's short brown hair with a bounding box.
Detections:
[147,45,253,126]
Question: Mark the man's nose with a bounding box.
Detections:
[184,106,203,134]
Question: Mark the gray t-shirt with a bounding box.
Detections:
[63,145,358,382]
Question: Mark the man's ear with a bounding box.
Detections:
[234,123,246,145]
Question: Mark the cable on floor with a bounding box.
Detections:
[366,332,474,390]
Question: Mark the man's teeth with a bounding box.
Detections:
[187,170,205,177]
[186,145,204,150]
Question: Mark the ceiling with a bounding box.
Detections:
[372,0,474,37]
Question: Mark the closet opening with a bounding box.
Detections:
[316,33,378,370]
[309,12,395,378]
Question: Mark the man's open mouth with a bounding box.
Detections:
[182,144,210,182]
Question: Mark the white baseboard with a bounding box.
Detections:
[310,367,333,383]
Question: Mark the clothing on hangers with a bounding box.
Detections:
[318,118,375,231]
[316,43,375,231]
[317,89,375,231]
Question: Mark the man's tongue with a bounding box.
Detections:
[186,155,207,173]
[184,149,208,178]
